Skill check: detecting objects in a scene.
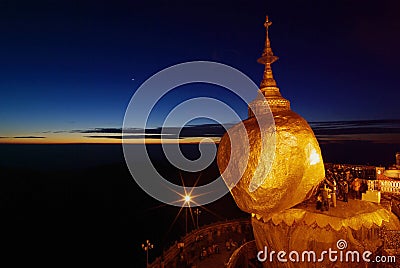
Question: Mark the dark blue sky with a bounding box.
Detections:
[1,0,399,142]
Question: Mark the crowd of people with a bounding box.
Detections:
[199,237,241,259]
[174,227,252,268]
[315,168,369,211]
[200,243,220,259]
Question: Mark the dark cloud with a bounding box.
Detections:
[13,136,46,139]
[71,123,235,139]
[72,128,123,134]
[53,120,400,143]
[310,119,400,136]
[310,119,400,144]
[84,134,180,140]
[84,135,122,139]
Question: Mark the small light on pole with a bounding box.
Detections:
[194,208,202,229]
[184,195,191,235]
[142,239,154,268]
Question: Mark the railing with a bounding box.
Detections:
[225,240,258,268]
[368,180,400,194]
[148,218,252,268]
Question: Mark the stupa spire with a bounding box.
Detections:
[258,16,279,88]
[248,16,290,117]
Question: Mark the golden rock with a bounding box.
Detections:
[217,109,325,217]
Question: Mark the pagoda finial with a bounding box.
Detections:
[258,15,279,88]
[248,15,290,117]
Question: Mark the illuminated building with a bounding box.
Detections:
[368,153,400,196]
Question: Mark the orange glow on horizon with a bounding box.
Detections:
[0,135,221,145]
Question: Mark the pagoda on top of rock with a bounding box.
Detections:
[248,16,290,118]
[218,15,325,218]
[218,16,400,268]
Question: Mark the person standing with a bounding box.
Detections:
[331,179,337,207]
[353,178,361,199]
[316,191,323,211]
[326,177,337,207]
[342,180,349,202]
[322,184,331,211]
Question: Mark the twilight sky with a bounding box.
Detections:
[1,0,399,143]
